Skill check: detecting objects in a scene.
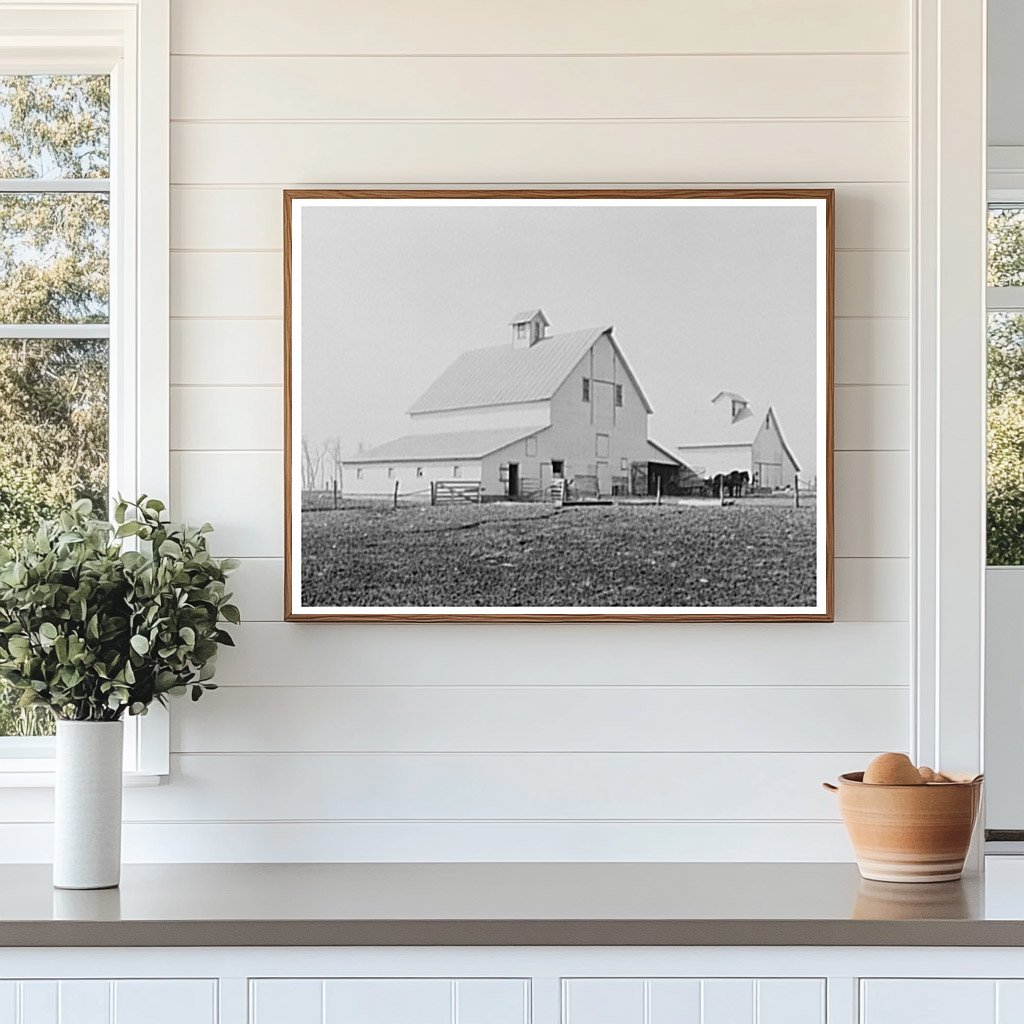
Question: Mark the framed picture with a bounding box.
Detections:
[284,189,833,622]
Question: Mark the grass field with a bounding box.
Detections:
[301,499,817,609]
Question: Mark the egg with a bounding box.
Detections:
[918,766,939,783]
[863,752,925,786]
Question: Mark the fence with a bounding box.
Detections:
[431,480,483,505]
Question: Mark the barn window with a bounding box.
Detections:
[525,436,537,456]
[615,384,623,407]
[595,433,610,458]
[387,467,395,479]
[582,377,591,402]
[416,466,423,477]
[551,460,564,476]
[453,465,462,477]
[356,468,364,480]
[620,457,628,471]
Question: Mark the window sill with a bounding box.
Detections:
[0,769,164,789]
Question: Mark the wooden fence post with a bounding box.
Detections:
[393,480,399,510]
[794,475,800,509]
[333,479,338,509]
[656,476,662,506]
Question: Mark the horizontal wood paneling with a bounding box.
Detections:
[833,558,910,621]
[0,820,857,862]
[171,684,909,754]
[171,54,908,121]
[834,318,909,385]
[170,386,281,450]
[0,0,915,866]
[170,250,907,320]
[170,183,909,251]
[170,121,909,186]
[834,452,910,558]
[168,383,904,453]
[116,752,860,821]
[171,447,907,559]
[211,621,910,687]
[834,386,909,450]
[225,556,908,624]
[170,451,282,557]
[170,0,910,56]
[167,314,911,390]
[170,320,283,385]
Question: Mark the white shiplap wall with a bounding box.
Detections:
[3,0,915,861]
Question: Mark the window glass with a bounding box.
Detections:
[0,74,110,739]
[989,206,1024,288]
[582,377,590,402]
[988,311,1024,565]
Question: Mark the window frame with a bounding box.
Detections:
[0,0,170,784]
[582,377,591,402]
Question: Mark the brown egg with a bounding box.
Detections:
[918,765,940,783]
[863,752,925,786]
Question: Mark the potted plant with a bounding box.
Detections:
[0,497,239,889]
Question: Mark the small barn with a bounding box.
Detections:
[342,309,683,500]
[676,391,801,491]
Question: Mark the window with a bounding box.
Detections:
[453,465,462,478]
[525,436,537,457]
[0,4,169,775]
[596,433,610,458]
[416,466,423,478]
[551,460,564,476]
[356,467,364,480]
[615,384,623,407]
[987,205,1024,564]
[0,74,112,739]
[620,457,628,471]
[582,377,590,402]
[516,323,527,340]
[387,467,395,479]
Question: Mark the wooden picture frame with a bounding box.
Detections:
[284,189,834,622]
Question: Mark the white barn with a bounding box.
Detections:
[676,391,801,490]
[342,309,681,499]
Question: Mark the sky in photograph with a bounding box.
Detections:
[300,201,820,475]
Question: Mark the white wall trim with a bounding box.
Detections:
[914,0,987,778]
[0,0,170,778]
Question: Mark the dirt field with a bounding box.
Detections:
[301,500,817,609]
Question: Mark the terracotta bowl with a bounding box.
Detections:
[823,772,983,883]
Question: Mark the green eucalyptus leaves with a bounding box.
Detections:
[0,496,239,722]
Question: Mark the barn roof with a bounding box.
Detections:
[646,439,683,466]
[509,308,548,325]
[408,327,653,415]
[346,426,546,464]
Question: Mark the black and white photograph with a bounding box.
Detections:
[285,191,833,621]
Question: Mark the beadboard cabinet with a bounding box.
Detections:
[5,949,1024,1024]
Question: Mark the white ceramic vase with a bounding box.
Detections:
[53,720,124,890]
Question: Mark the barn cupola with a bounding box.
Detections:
[509,308,549,349]
[711,390,754,425]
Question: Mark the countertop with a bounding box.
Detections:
[6,861,1024,947]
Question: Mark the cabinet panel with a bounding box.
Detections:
[250,980,322,1024]
[563,980,645,1023]
[113,981,217,1024]
[648,980,701,1023]
[701,980,754,1024]
[0,984,16,1024]
[757,980,825,1024]
[455,980,529,1024]
[58,982,109,1024]
[563,978,824,1024]
[18,983,56,1024]
[323,980,451,1024]
[861,981,997,1024]
[251,978,528,1024]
